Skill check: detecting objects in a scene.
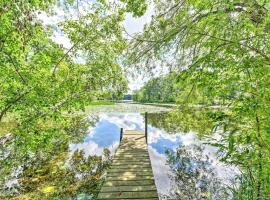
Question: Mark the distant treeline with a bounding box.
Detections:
[133,72,235,105]
[133,72,179,103]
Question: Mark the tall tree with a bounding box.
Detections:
[127,0,270,198]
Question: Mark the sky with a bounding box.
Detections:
[37,2,156,93]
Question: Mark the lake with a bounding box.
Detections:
[70,104,239,199]
[1,103,239,199]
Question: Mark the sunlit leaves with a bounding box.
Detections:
[127,0,270,198]
[0,1,129,199]
[120,0,148,17]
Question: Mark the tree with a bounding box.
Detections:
[0,1,145,198]
[133,72,179,103]
[0,0,131,148]
[127,0,270,198]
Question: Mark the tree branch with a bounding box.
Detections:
[0,89,32,121]
[52,40,80,76]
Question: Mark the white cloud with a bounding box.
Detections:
[51,31,72,49]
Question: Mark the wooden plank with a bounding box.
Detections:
[108,168,152,173]
[108,170,153,175]
[113,156,150,161]
[103,179,156,187]
[111,164,151,168]
[98,191,158,199]
[114,155,150,159]
[116,152,148,154]
[115,153,149,156]
[103,198,158,200]
[112,159,151,163]
[97,129,158,199]
[112,160,150,164]
[119,145,147,148]
[111,161,151,165]
[123,134,145,136]
[112,159,150,163]
[110,164,151,168]
[120,142,147,146]
[106,176,154,181]
[100,185,157,192]
[113,155,149,159]
[116,150,148,153]
[115,154,149,158]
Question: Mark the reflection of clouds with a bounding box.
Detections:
[149,128,181,155]
[68,113,144,158]
[180,132,196,146]
[148,146,174,195]
[68,112,239,197]
[69,141,118,157]
[178,131,240,183]
[100,113,144,130]
[149,126,181,145]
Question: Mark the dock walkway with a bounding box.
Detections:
[97,130,158,199]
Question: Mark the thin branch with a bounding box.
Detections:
[52,40,80,76]
[3,51,27,85]
[190,31,270,64]
[156,0,184,18]
[0,89,32,121]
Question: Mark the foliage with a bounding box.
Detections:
[127,0,270,198]
[0,0,130,146]
[0,0,151,198]
[0,0,151,199]
[133,72,179,103]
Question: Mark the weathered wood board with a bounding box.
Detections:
[97,130,158,199]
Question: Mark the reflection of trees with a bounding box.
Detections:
[0,115,110,200]
[13,149,111,200]
[165,144,229,200]
[148,108,221,137]
[149,108,270,199]
[65,115,99,143]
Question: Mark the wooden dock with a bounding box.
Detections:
[97,129,158,199]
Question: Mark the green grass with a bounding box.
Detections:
[87,101,115,106]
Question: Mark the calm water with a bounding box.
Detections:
[69,111,239,198]
[1,104,240,199]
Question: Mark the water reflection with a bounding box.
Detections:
[0,115,111,200]
[69,112,239,198]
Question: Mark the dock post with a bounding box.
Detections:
[145,112,148,144]
[120,128,123,142]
